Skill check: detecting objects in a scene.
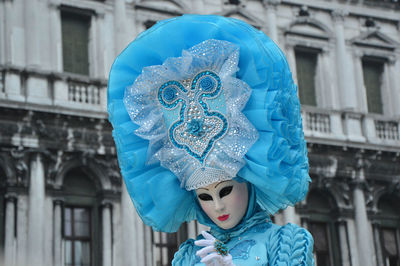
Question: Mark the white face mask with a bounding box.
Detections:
[196,180,249,230]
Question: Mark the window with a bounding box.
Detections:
[295,48,319,106]
[375,194,400,266]
[64,207,91,266]
[61,10,91,75]
[380,227,400,266]
[309,222,331,265]
[152,224,188,266]
[362,57,385,114]
[63,168,99,266]
[301,189,341,266]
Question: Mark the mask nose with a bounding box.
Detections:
[214,198,225,212]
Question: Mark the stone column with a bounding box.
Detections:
[285,47,297,83]
[144,226,153,266]
[282,206,299,225]
[387,57,400,116]
[27,153,45,266]
[53,200,63,266]
[263,0,281,43]
[337,220,351,266]
[102,202,112,266]
[136,214,145,265]
[331,10,358,111]
[353,159,375,266]
[372,222,384,266]
[121,181,137,266]
[114,0,129,54]
[346,219,360,266]
[49,0,63,72]
[3,0,18,65]
[4,194,17,266]
[187,220,197,239]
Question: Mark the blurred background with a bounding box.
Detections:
[0,0,399,266]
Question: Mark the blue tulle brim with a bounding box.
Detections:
[108,14,310,232]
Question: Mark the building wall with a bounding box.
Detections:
[0,0,399,266]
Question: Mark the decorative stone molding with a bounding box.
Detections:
[4,192,17,202]
[218,7,264,29]
[135,0,186,15]
[350,30,399,51]
[262,0,281,8]
[101,200,114,209]
[285,16,334,42]
[93,155,122,187]
[10,148,29,186]
[53,198,64,206]
[331,9,348,22]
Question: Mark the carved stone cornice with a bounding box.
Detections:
[0,107,115,154]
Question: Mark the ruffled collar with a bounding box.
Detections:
[210,210,270,242]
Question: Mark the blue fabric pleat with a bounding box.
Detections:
[108,14,310,232]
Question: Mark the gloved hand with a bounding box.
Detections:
[194,231,235,266]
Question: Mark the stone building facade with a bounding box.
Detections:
[0,0,399,266]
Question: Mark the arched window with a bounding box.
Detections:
[374,194,400,266]
[62,168,100,266]
[302,189,341,266]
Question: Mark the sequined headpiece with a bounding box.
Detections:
[124,39,258,190]
[108,15,310,232]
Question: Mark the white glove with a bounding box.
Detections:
[194,231,235,266]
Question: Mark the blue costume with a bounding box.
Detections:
[173,184,314,265]
[107,14,314,265]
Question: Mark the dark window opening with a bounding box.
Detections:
[380,227,400,266]
[302,188,341,266]
[61,11,91,75]
[362,57,385,114]
[144,20,157,29]
[295,48,319,106]
[309,222,332,266]
[376,194,400,266]
[62,168,99,266]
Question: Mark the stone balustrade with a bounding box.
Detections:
[1,65,399,148]
[0,65,107,117]
[301,105,400,148]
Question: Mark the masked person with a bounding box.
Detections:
[108,15,314,266]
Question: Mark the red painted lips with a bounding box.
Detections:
[218,214,229,221]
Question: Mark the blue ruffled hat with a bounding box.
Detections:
[108,14,310,232]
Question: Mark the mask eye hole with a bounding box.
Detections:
[198,193,213,201]
[219,186,233,198]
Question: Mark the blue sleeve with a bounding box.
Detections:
[268,223,315,266]
[172,239,202,266]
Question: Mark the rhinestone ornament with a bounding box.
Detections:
[214,240,228,256]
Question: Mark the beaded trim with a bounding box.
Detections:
[157,71,228,164]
